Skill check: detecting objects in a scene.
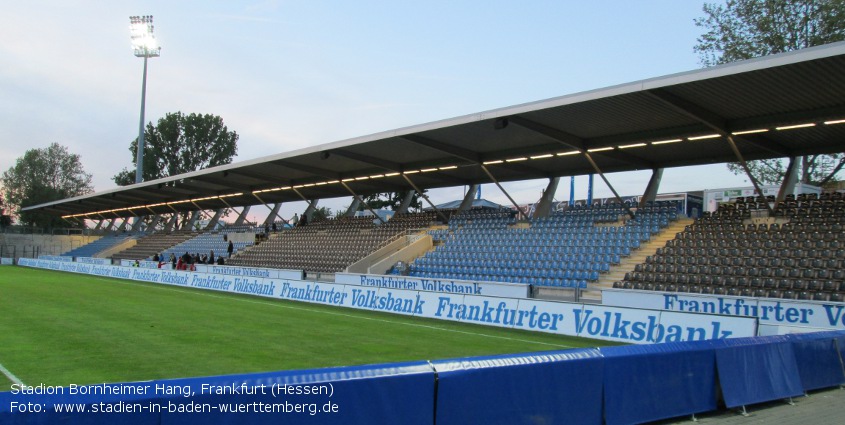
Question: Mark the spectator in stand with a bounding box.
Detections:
[227,240,234,258]
[292,213,299,227]
[209,250,215,264]
[216,256,225,265]
[170,253,176,270]
[223,233,228,242]
[298,213,308,227]
[200,254,208,264]
[272,222,277,233]
[152,253,160,262]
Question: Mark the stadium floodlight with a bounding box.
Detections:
[129,15,160,184]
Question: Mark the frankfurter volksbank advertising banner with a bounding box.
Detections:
[18,259,756,344]
[335,273,530,298]
[116,259,302,280]
[603,289,845,334]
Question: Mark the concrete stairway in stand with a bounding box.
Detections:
[592,217,694,291]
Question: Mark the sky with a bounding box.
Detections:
[0,0,753,223]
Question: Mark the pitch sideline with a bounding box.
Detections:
[0,361,24,387]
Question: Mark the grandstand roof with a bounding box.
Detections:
[26,41,845,220]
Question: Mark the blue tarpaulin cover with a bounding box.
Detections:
[431,349,604,425]
[788,331,845,391]
[715,336,804,408]
[0,361,436,425]
[600,340,719,425]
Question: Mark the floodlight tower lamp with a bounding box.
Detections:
[129,15,160,185]
[129,15,161,58]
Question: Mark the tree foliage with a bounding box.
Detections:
[310,206,333,222]
[0,187,11,228]
[695,0,845,66]
[113,112,239,185]
[726,154,845,186]
[695,0,845,186]
[362,190,424,212]
[1,143,94,228]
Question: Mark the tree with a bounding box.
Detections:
[113,112,239,185]
[695,0,845,186]
[362,190,424,212]
[310,206,333,222]
[1,143,94,228]
[0,187,11,228]
[726,154,845,186]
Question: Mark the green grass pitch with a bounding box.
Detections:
[0,267,617,391]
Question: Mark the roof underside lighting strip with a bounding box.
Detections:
[58,114,840,219]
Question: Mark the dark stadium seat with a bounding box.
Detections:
[773,279,789,289]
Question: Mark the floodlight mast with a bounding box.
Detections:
[129,15,161,184]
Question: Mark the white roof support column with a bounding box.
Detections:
[340,182,384,224]
[233,206,251,226]
[396,190,416,215]
[145,214,162,232]
[344,198,361,217]
[206,209,224,230]
[263,203,283,226]
[457,184,479,213]
[533,177,560,219]
[130,214,145,232]
[776,157,800,205]
[639,168,664,208]
[303,198,319,220]
[164,213,178,232]
[182,211,200,230]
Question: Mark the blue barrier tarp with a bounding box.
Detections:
[431,348,604,425]
[0,381,160,425]
[788,332,845,391]
[600,340,719,425]
[157,361,435,425]
[829,330,845,364]
[715,336,804,408]
[0,362,435,425]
